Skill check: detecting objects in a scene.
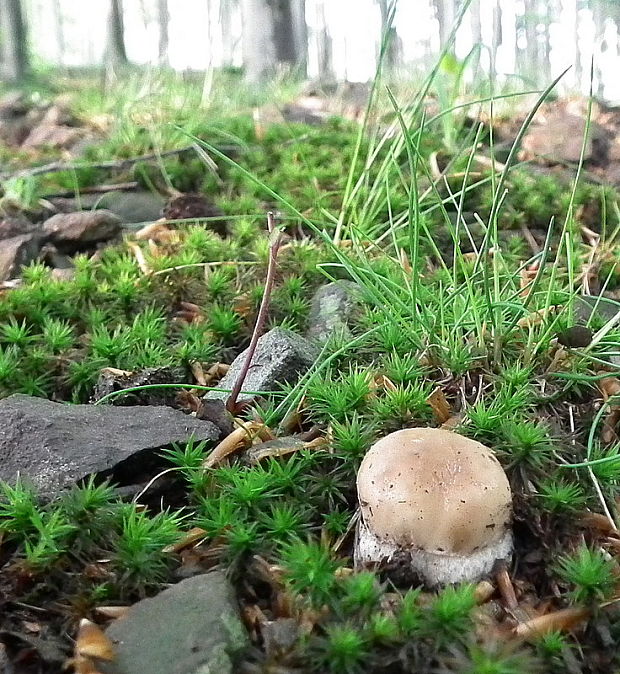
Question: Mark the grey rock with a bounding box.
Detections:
[575,295,620,367]
[196,398,234,438]
[575,295,620,323]
[97,191,167,225]
[206,328,318,404]
[521,113,607,163]
[21,123,84,151]
[101,572,248,674]
[0,90,27,119]
[307,281,361,344]
[43,210,121,249]
[48,192,166,226]
[48,195,103,213]
[0,214,38,240]
[262,618,299,658]
[92,366,188,406]
[0,233,43,282]
[0,394,219,494]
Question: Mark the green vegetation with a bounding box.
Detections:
[0,61,619,672]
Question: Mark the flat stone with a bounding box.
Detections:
[43,210,121,250]
[0,214,38,240]
[92,366,188,406]
[575,295,620,323]
[0,394,219,494]
[0,233,43,282]
[97,191,167,225]
[521,113,606,163]
[0,90,28,119]
[101,572,248,674]
[307,281,361,344]
[21,123,84,150]
[205,328,318,404]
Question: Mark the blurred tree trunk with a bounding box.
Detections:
[376,0,402,70]
[491,0,501,79]
[105,0,128,66]
[220,0,237,66]
[470,0,482,45]
[433,0,454,47]
[241,0,273,83]
[0,0,29,82]
[291,0,307,77]
[241,0,307,83]
[315,0,333,81]
[157,0,169,65]
[52,0,65,65]
[524,0,538,82]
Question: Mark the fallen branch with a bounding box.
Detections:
[226,211,283,414]
[42,181,139,199]
[0,143,241,181]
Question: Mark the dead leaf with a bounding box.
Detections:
[245,436,326,464]
[70,654,106,674]
[175,389,202,413]
[598,374,620,399]
[517,306,560,329]
[190,361,207,386]
[74,619,115,662]
[520,266,539,297]
[427,387,451,424]
[203,420,273,469]
[495,562,518,610]
[93,606,130,620]
[22,621,41,634]
[163,527,207,553]
[126,242,150,275]
[174,301,204,324]
[514,606,590,640]
[474,580,495,604]
[374,374,397,393]
[398,249,412,274]
[597,374,620,443]
[204,362,230,385]
[134,221,177,243]
[581,511,620,536]
[440,412,464,430]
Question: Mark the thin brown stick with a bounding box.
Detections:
[42,181,139,198]
[226,211,282,413]
[1,143,240,181]
[495,560,518,610]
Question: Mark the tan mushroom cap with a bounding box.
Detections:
[357,428,512,555]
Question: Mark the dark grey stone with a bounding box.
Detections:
[0,394,219,494]
[205,328,318,404]
[307,281,361,344]
[101,572,248,674]
[0,233,43,282]
[575,295,620,323]
[575,295,620,367]
[43,210,121,248]
[96,191,166,225]
[92,366,188,406]
[0,214,38,240]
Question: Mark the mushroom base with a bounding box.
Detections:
[354,519,513,587]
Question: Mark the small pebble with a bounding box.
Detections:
[557,325,593,348]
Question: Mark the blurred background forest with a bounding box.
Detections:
[2,1,620,101]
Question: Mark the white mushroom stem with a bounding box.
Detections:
[354,518,513,587]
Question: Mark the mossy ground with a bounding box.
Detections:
[1,68,620,673]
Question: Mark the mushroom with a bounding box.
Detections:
[354,428,512,587]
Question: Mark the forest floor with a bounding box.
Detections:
[1,68,620,673]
